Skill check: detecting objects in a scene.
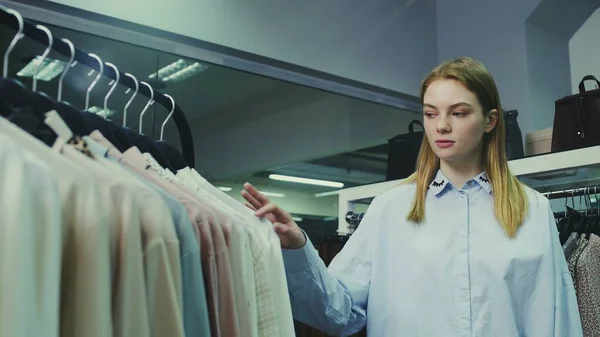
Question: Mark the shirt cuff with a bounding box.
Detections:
[281,230,320,274]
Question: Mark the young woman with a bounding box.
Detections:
[241,57,583,336]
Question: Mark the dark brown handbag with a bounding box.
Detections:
[551,75,600,152]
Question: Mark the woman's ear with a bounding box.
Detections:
[485,109,499,133]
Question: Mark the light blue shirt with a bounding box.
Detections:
[282,170,583,336]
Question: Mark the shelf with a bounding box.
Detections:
[337,145,600,235]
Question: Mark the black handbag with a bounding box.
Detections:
[386,119,423,181]
[503,109,524,160]
[552,75,600,152]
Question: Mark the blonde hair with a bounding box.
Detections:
[404,57,528,238]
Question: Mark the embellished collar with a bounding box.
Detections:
[429,170,492,196]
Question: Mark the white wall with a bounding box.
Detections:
[570,8,600,94]
[48,0,439,96]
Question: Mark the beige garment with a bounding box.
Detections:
[116,147,229,337]
[180,168,283,336]
[0,119,113,337]
[141,151,242,337]
[177,168,260,337]
[0,133,62,337]
[59,139,184,337]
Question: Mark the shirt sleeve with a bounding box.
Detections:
[547,205,584,336]
[282,197,382,336]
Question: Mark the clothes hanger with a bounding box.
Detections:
[0,8,32,117]
[138,81,153,135]
[100,62,133,150]
[131,81,175,169]
[155,93,188,169]
[123,72,138,128]
[120,73,149,151]
[28,24,61,119]
[78,53,122,148]
[54,38,87,136]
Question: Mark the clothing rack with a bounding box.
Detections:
[0,6,195,168]
[542,185,600,200]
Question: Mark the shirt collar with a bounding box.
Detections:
[429,170,492,196]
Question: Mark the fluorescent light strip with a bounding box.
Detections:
[269,174,344,188]
[217,186,232,192]
[314,190,341,198]
[292,216,303,222]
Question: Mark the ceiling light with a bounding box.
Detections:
[87,106,118,118]
[17,55,67,81]
[323,216,337,221]
[314,190,341,198]
[217,186,232,192]
[292,216,303,222]
[148,59,208,83]
[259,191,285,198]
[269,174,344,188]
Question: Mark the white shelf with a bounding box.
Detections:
[337,145,600,235]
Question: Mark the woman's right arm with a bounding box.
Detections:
[242,183,376,336]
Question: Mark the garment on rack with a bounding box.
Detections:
[0,112,296,337]
[575,234,600,336]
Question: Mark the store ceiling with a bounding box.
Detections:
[0,19,390,188]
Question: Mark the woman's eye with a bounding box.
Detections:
[423,112,436,118]
[453,112,466,117]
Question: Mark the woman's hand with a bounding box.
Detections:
[241,182,307,249]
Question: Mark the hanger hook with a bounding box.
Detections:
[102,62,119,120]
[33,25,53,92]
[85,53,103,110]
[57,38,74,102]
[160,94,175,141]
[3,8,24,79]
[123,73,138,127]
[138,81,154,134]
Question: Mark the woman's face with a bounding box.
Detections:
[422,79,497,165]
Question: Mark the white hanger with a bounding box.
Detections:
[138,81,153,134]
[32,25,52,92]
[102,62,119,119]
[57,38,74,102]
[160,94,175,141]
[123,73,138,127]
[3,8,24,79]
[85,53,103,110]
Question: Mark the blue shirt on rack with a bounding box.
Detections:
[282,170,583,336]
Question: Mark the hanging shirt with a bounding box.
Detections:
[0,118,114,337]
[0,132,62,337]
[575,233,600,336]
[282,170,583,336]
[84,134,211,337]
[56,141,184,337]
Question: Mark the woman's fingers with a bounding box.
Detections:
[243,182,270,205]
[244,202,257,212]
[241,190,262,210]
[255,203,291,222]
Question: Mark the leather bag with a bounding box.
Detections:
[386,119,423,181]
[552,75,600,152]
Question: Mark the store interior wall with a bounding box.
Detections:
[569,7,600,95]
[46,0,439,97]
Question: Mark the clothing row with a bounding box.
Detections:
[0,114,296,337]
[563,232,600,336]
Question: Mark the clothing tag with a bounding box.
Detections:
[44,110,73,141]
